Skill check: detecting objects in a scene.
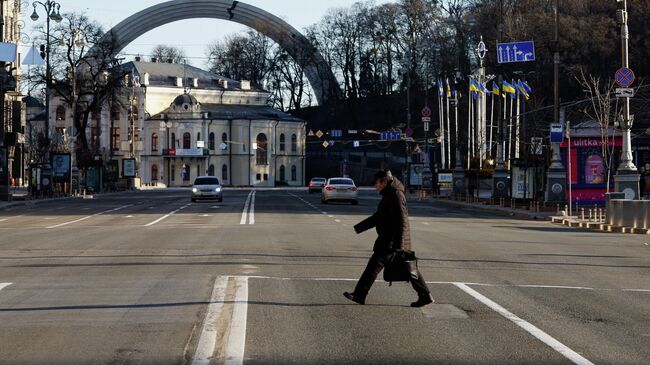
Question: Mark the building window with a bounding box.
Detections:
[280,133,285,152]
[171,133,176,148]
[111,127,120,151]
[197,132,201,143]
[55,106,66,121]
[196,164,200,177]
[256,133,268,165]
[90,122,99,150]
[208,164,215,176]
[222,164,228,181]
[279,165,285,181]
[256,173,261,181]
[291,134,297,152]
[111,106,120,120]
[171,165,176,181]
[209,132,215,150]
[151,133,159,151]
[183,132,191,149]
[291,165,297,181]
[151,165,158,181]
[222,132,228,150]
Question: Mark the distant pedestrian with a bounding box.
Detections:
[344,169,434,307]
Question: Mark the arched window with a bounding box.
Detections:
[151,133,159,151]
[183,132,191,149]
[279,165,286,181]
[197,132,201,142]
[279,133,285,152]
[222,164,228,181]
[256,133,268,165]
[171,133,176,148]
[209,132,215,150]
[55,106,66,121]
[291,134,297,152]
[151,165,159,181]
[291,165,297,181]
[222,132,228,150]
[208,164,215,176]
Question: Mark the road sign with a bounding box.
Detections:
[322,141,329,148]
[616,87,635,98]
[421,116,431,122]
[497,41,535,63]
[380,131,401,141]
[423,121,430,132]
[328,140,335,146]
[421,106,431,118]
[405,128,414,137]
[615,68,635,88]
[331,129,343,137]
[353,140,360,148]
[315,130,324,138]
[307,129,315,137]
[550,123,564,143]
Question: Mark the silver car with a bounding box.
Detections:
[308,177,327,193]
[191,176,223,202]
[321,177,358,205]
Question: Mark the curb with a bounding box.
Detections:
[411,197,551,220]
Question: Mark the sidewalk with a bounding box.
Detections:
[0,186,138,211]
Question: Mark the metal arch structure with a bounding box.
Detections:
[89,0,341,104]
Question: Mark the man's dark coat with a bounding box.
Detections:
[354,179,412,254]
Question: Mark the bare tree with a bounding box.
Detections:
[151,45,187,64]
[576,69,620,191]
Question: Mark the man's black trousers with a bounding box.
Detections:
[353,252,430,299]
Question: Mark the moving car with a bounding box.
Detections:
[191,176,223,202]
[321,177,358,205]
[308,177,327,193]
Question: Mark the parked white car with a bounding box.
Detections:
[321,177,358,205]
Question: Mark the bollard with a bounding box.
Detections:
[588,209,593,222]
[564,204,569,216]
[581,208,585,221]
[556,204,560,214]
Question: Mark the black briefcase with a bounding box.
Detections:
[383,250,418,284]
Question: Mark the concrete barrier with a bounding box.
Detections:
[606,199,650,230]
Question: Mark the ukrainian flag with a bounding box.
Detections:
[516,80,530,100]
[446,79,452,98]
[520,80,533,94]
[492,81,500,96]
[480,81,489,94]
[438,80,444,97]
[502,80,516,95]
[469,78,480,93]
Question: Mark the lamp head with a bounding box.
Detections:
[30,6,39,21]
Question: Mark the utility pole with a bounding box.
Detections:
[614,0,640,199]
[492,0,509,200]
[544,0,567,205]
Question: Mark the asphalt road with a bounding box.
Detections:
[0,188,648,365]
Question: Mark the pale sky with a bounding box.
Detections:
[27,0,392,69]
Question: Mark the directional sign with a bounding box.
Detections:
[421,106,431,118]
[497,41,535,63]
[380,132,401,141]
[615,68,635,88]
[353,140,360,148]
[331,129,343,137]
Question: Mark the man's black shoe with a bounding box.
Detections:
[343,292,365,305]
[411,294,434,307]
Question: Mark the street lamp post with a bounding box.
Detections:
[614,0,640,199]
[544,0,567,205]
[30,1,62,165]
[492,0,509,200]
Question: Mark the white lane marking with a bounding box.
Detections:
[126,215,134,218]
[0,219,6,222]
[454,283,594,365]
[224,276,249,365]
[144,203,191,227]
[335,219,341,223]
[328,215,334,218]
[0,283,12,291]
[240,191,253,225]
[201,214,209,217]
[422,222,430,225]
[47,205,132,229]
[191,276,229,365]
[248,191,255,225]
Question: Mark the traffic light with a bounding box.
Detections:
[39,44,46,60]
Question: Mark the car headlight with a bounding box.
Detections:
[215,187,222,192]
[192,188,198,193]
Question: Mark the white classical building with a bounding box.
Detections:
[44,60,306,187]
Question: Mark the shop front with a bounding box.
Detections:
[561,135,621,205]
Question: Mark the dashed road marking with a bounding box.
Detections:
[240,191,255,225]
[0,283,12,291]
[144,204,191,227]
[47,205,132,229]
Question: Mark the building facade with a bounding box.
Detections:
[36,60,306,188]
